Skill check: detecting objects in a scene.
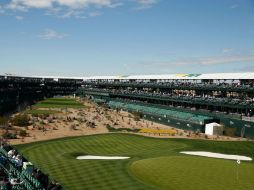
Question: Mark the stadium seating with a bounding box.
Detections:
[108,100,211,125]
[0,145,56,190]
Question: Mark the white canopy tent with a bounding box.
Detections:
[205,122,223,136]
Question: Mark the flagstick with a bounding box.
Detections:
[236,159,240,181]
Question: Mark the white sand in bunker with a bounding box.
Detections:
[180,151,252,161]
[76,155,130,160]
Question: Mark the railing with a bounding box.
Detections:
[110,92,254,109]
[108,100,213,125]
[0,147,45,190]
[83,81,254,93]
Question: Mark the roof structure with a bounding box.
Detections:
[1,72,254,80]
[84,73,254,80]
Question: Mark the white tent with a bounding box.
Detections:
[205,123,223,136]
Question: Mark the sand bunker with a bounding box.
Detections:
[76,155,130,160]
[180,151,252,161]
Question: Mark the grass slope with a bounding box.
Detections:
[15,134,254,190]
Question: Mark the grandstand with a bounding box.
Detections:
[0,75,83,114]
[1,72,254,138]
[108,100,215,132]
[77,73,254,138]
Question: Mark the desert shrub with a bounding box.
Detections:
[11,114,29,127]
[133,112,142,121]
[32,113,39,117]
[47,118,53,123]
[105,115,111,120]
[19,129,28,137]
[2,132,17,139]
[106,124,140,133]
[87,122,96,128]
[69,124,77,130]
[40,121,45,125]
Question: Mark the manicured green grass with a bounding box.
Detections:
[46,98,76,102]
[15,134,254,190]
[33,98,85,109]
[131,156,254,190]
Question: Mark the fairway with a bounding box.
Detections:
[15,134,254,190]
[32,98,85,109]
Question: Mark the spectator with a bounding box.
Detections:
[7,149,14,158]
[0,155,7,165]
[47,181,56,190]
[51,183,62,190]
[2,177,12,190]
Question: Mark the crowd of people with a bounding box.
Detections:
[0,142,62,190]
[83,87,254,117]
[84,80,254,88]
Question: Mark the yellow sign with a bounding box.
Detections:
[140,128,176,134]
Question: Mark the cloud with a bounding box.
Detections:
[240,65,254,72]
[135,0,158,10]
[108,2,124,8]
[1,0,155,18]
[56,0,114,9]
[88,11,102,17]
[222,48,233,53]
[142,54,254,67]
[6,0,117,10]
[230,4,239,9]
[0,6,5,14]
[197,55,254,65]
[38,29,68,40]
[59,9,87,18]
[15,15,24,20]
[6,0,58,10]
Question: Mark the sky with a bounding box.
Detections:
[0,0,254,77]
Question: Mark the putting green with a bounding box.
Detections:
[131,156,254,190]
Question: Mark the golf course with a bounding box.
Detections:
[14,134,254,190]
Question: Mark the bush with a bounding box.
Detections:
[0,116,8,127]
[11,114,30,127]
[2,132,17,139]
[106,124,140,133]
[19,130,28,137]
[133,112,141,121]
